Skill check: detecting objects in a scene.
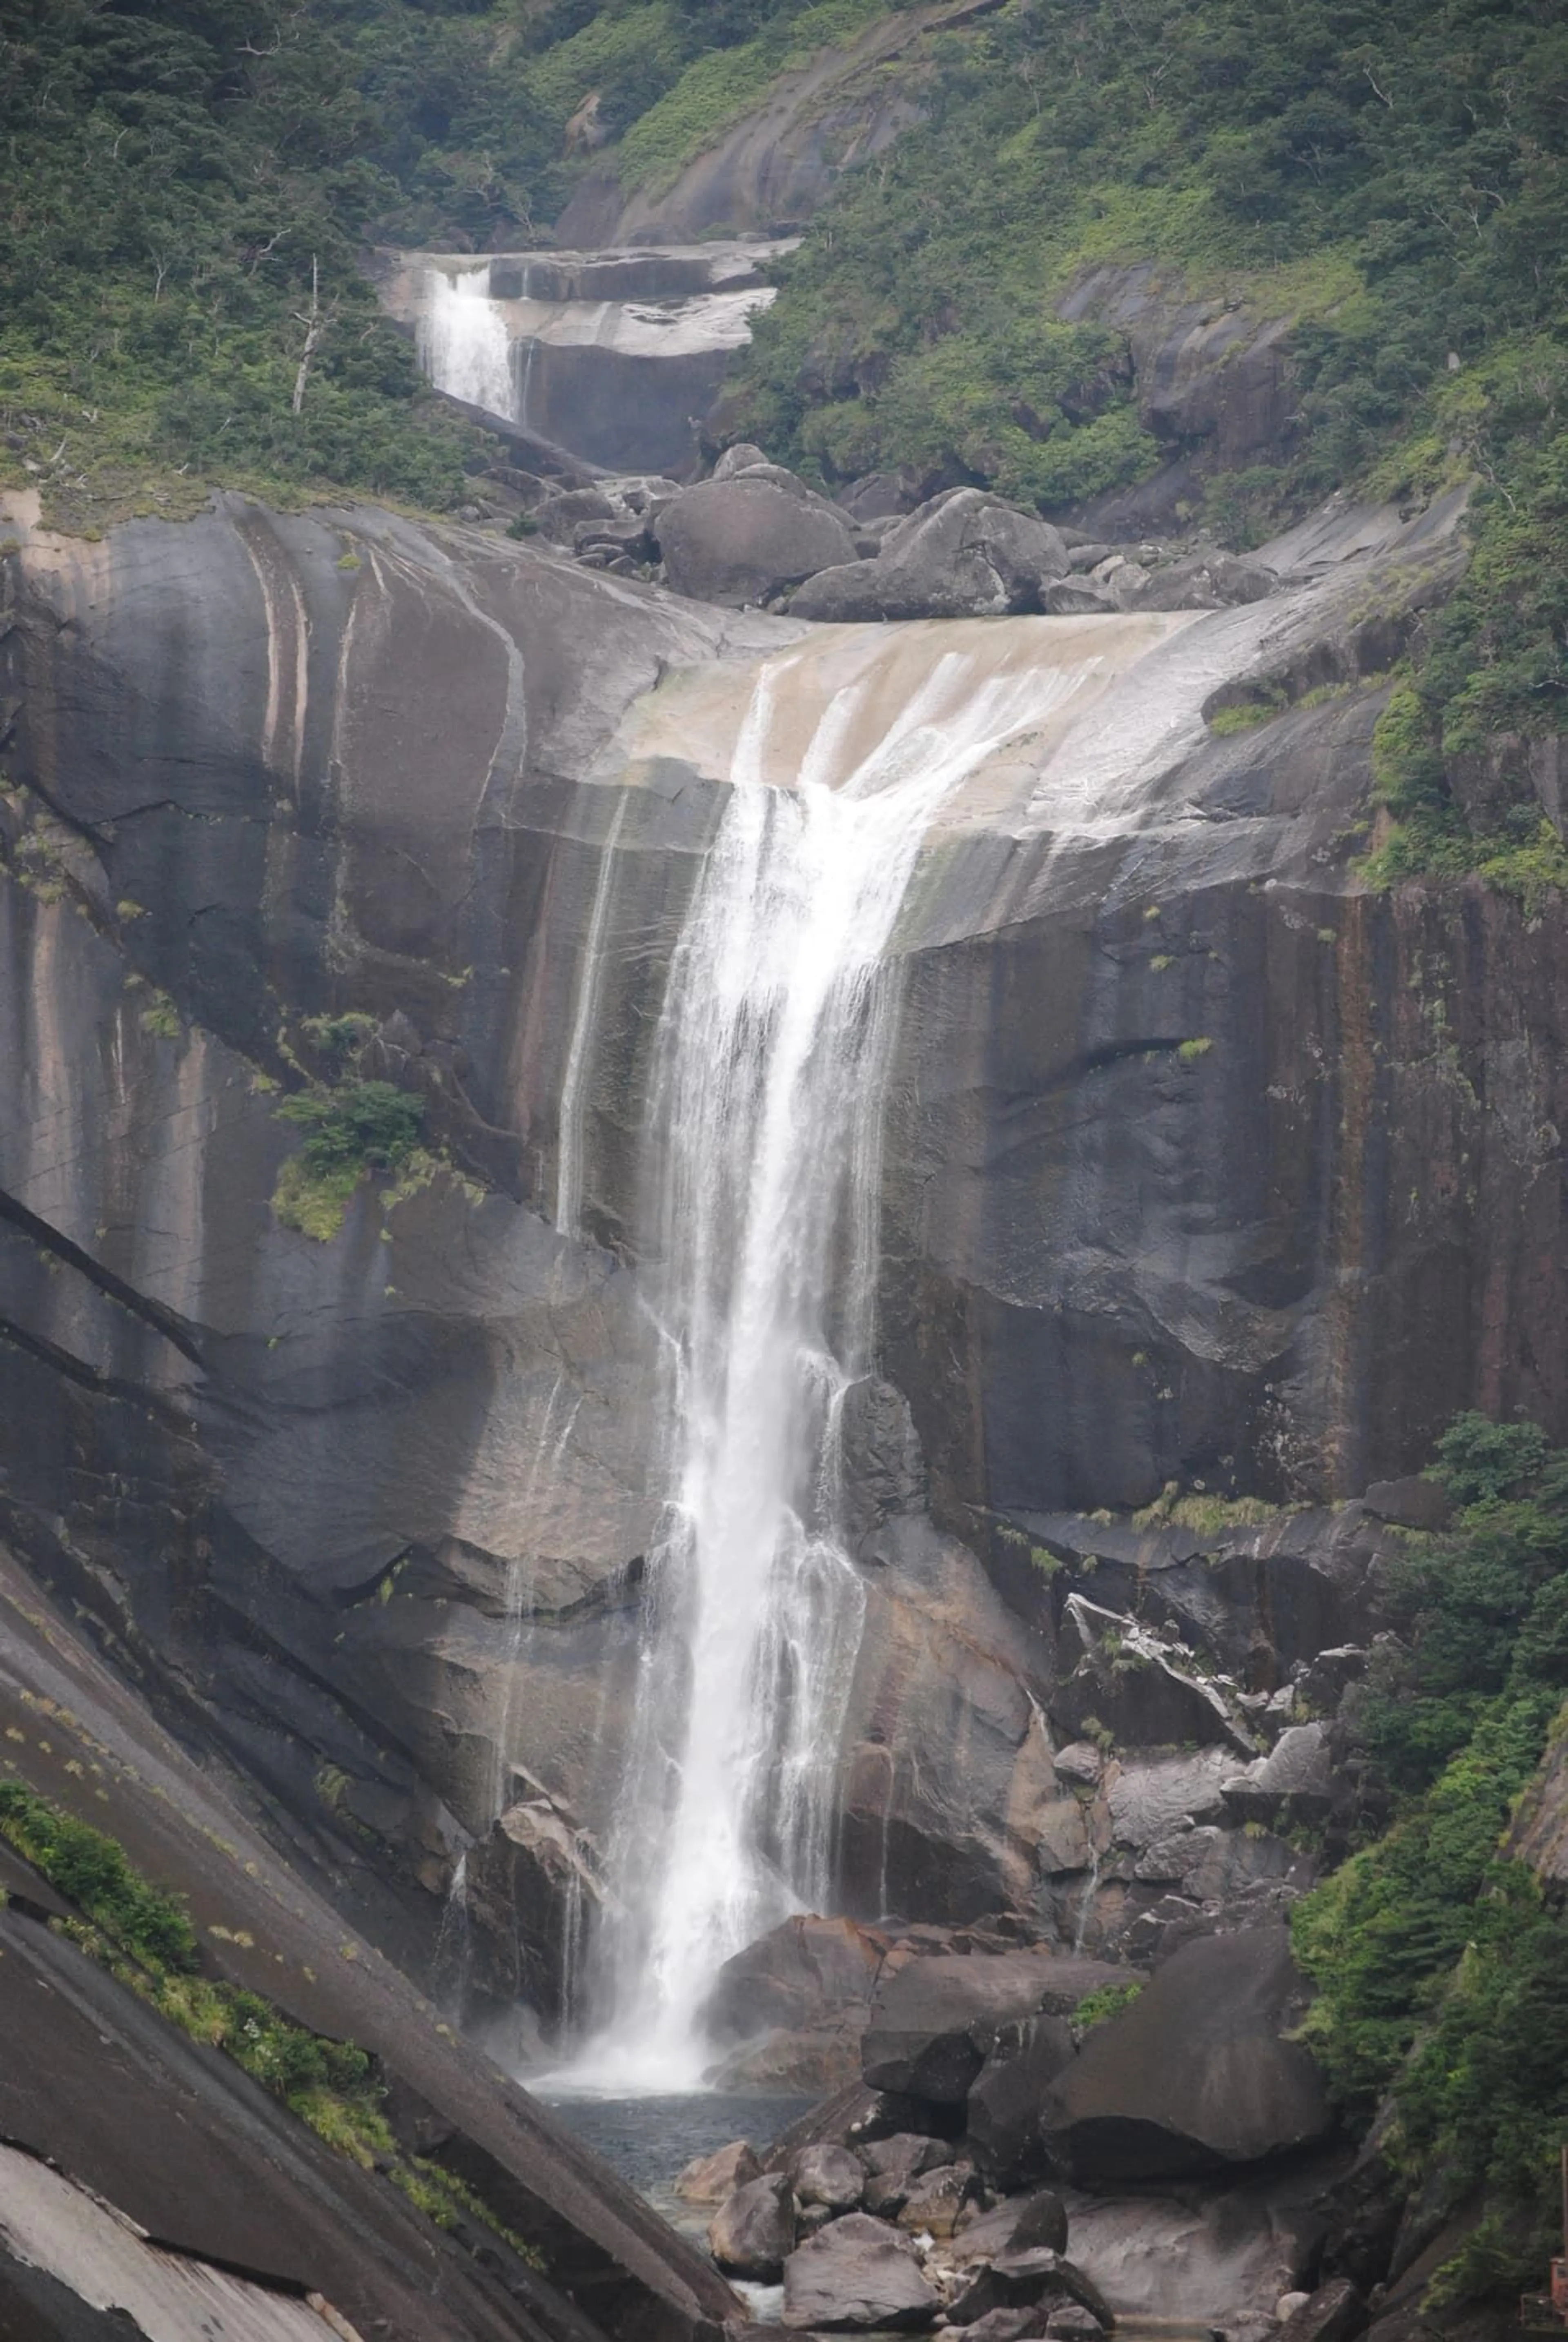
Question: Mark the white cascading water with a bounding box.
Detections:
[565,641,1098,2090]
[418,267,515,421]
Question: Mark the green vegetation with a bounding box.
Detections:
[1131,1482,1279,1534]
[6,0,1566,877]
[1071,1978,1144,2040]
[273,1077,425,1241]
[1291,1415,1568,2304]
[0,0,916,524]
[0,1779,542,2264]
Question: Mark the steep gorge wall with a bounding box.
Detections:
[1,486,1564,2014]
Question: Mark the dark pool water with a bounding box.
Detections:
[538,2089,813,2210]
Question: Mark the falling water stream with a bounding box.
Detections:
[419,267,515,420]
[555,641,1099,2091]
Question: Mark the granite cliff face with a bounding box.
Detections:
[2,473,1561,2048]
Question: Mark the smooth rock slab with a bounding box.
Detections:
[782,2211,939,2330]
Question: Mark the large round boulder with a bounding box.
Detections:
[675,2138,760,2204]
[782,2212,939,2330]
[1039,1926,1333,2182]
[657,471,856,605]
[789,490,1069,621]
[789,2142,865,2212]
[707,2171,797,2280]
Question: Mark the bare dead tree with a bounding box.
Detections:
[291,255,332,416]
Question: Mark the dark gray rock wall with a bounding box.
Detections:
[2,483,1564,2036]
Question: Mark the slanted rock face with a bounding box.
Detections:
[1040,1927,1333,2181]
[1062,2168,1330,2342]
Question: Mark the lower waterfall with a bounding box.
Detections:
[418,266,514,421]
[565,637,1100,2090]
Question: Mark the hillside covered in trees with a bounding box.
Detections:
[3,0,1566,875]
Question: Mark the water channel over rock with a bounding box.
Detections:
[567,640,1104,2086]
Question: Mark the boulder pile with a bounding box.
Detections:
[680,1926,1348,2342]
[491,441,1277,619]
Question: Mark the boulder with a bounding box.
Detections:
[1040,1926,1333,2182]
[790,2142,865,2212]
[532,486,619,543]
[1222,1725,1334,1827]
[1136,549,1276,610]
[949,2250,1114,2330]
[782,2212,939,2330]
[1291,1647,1368,1719]
[1047,2309,1108,2341]
[1362,1477,1449,1531]
[1051,1596,1256,1756]
[841,468,925,519]
[675,2138,760,2203]
[862,1952,1069,2105]
[711,442,771,479]
[862,2133,956,2216]
[1275,2278,1367,2342]
[1042,578,1116,614]
[1063,2170,1329,2338]
[961,2314,1048,2342]
[895,2159,983,2239]
[966,2015,1077,2185]
[1053,1744,1103,1788]
[707,2171,797,2280]
[953,2190,1072,2263]
[658,471,857,605]
[1009,2192,1072,2256]
[790,490,1069,621]
[705,1913,884,2044]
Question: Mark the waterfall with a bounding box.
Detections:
[555,794,629,1242]
[419,267,515,421]
[564,640,1096,2091]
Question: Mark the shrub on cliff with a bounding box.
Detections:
[273,1077,426,1240]
[1292,1414,1568,2306]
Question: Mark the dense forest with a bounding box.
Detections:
[3,0,1566,871]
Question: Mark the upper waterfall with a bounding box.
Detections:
[385,243,788,474]
[567,635,1105,2090]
